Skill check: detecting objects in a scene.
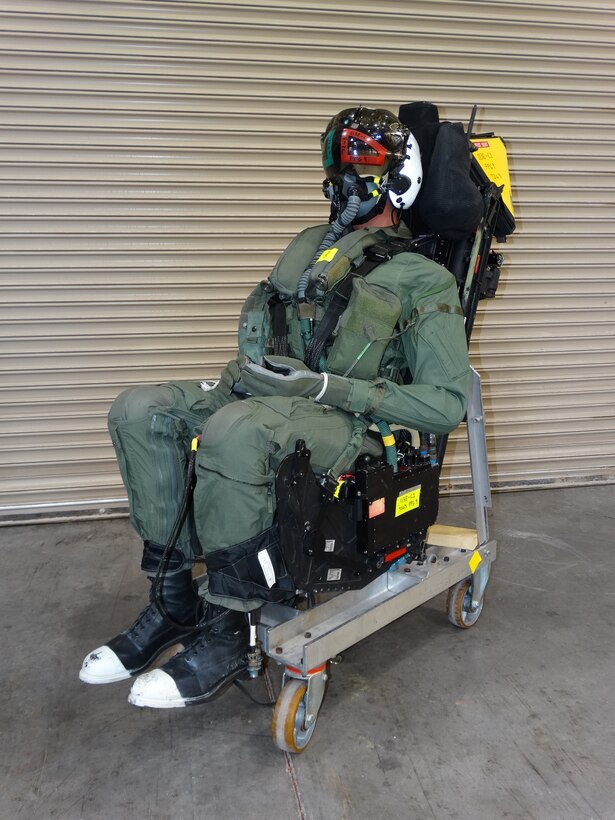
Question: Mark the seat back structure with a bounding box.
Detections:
[275,102,515,596]
[399,103,515,465]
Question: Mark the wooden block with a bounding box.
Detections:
[426,524,478,550]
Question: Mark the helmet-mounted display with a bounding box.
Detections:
[321,106,422,224]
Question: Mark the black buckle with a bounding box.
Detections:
[319,470,340,497]
[365,243,392,263]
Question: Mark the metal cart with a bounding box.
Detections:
[258,366,494,753]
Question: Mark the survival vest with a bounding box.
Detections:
[238,224,430,384]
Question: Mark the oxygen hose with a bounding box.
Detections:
[370,417,398,472]
[296,190,361,302]
[300,192,363,363]
[151,435,203,630]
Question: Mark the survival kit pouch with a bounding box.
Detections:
[325,278,402,379]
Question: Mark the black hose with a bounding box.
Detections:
[151,440,202,630]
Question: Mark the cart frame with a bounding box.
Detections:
[258,367,494,744]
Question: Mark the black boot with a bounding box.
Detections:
[80,553,201,685]
[128,604,249,708]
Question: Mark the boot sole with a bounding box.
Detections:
[128,664,248,709]
[79,666,133,685]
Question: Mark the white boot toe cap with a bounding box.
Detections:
[128,669,186,709]
[79,645,131,684]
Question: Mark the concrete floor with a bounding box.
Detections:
[1,485,614,820]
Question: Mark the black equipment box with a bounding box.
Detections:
[354,462,439,555]
[275,442,439,594]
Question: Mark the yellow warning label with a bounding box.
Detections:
[395,485,421,517]
[469,551,483,573]
[471,137,514,217]
[317,248,338,263]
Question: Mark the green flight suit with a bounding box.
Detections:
[108,222,470,611]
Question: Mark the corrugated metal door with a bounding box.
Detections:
[1,0,614,520]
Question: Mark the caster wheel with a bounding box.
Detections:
[272,680,317,753]
[447,577,484,628]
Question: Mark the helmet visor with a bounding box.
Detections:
[323,127,393,178]
[341,128,389,165]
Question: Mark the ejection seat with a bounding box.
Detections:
[252,102,516,752]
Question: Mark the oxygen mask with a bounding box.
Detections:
[322,168,386,225]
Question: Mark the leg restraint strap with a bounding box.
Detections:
[206,527,295,603]
[141,540,186,574]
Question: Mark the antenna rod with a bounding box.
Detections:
[467,104,478,137]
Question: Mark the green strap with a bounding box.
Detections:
[412,303,464,318]
[327,415,370,479]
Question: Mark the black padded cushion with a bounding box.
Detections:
[399,102,484,240]
[398,101,440,174]
[417,121,484,240]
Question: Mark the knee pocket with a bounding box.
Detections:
[199,401,275,483]
[109,384,175,424]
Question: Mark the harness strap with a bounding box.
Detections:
[269,294,289,356]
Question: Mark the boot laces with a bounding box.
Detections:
[181,610,242,659]
[128,603,156,635]
[183,631,213,659]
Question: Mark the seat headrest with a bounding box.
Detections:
[399,102,483,240]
